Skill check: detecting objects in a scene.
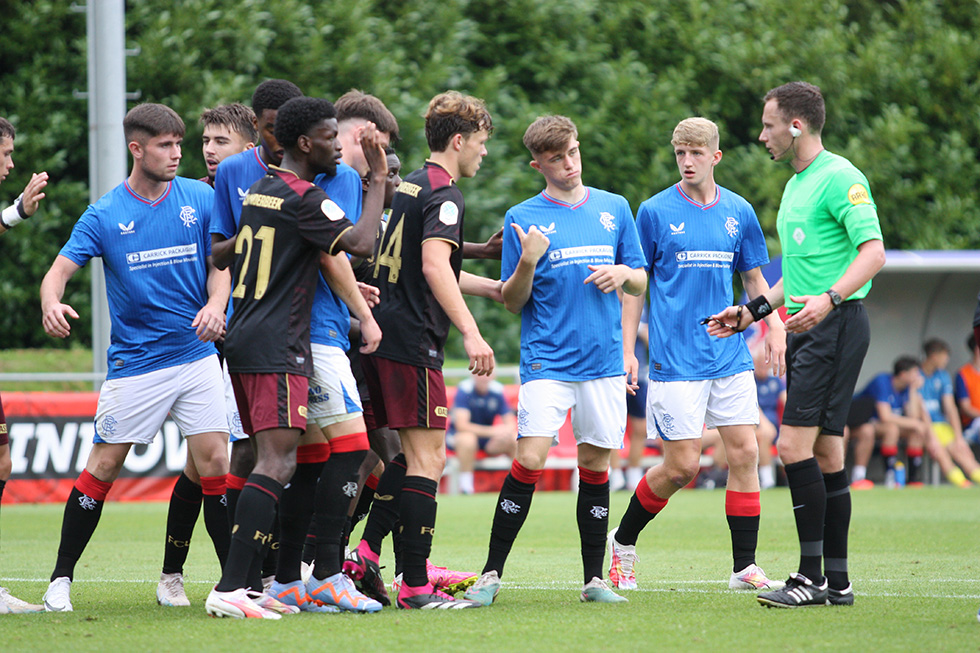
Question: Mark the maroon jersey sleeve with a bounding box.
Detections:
[420,168,463,249]
[297,185,354,255]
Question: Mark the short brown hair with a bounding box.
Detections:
[335,89,400,143]
[424,91,492,153]
[123,103,185,144]
[0,117,14,141]
[200,103,257,143]
[671,117,719,150]
[522,115,578,156]
[764,81,826,134]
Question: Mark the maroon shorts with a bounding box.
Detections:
[361,355,448,431]
[0,391,7,446]
[230,372,308,436]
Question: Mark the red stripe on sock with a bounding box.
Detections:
[244,481,280,502]
[226,474,247,491]
[328,432,368,453]
[365,474,380,490]
[510,460,543,485]
[76,469,111,501]
[578,466,608,485]
[296,442,332,464]
[880,445,899,457]
[635,478,668,514]
[725,489,760,517]
[906,447,923,457]
[200,475,227,496]
[403,486,436,500]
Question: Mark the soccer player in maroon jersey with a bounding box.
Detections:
[344,91,501,610]
[0,116,48,615]
[205,96,388,619]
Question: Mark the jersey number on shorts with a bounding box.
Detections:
[232,224,276,300]
[373,214,404,284]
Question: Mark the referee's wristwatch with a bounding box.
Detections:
[825,289,843,309]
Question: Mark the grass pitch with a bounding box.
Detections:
[1,487,977,651]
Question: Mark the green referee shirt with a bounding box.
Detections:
[776,150,883,313]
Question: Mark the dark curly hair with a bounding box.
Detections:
[251,79,303,117]
[274,97,337,150]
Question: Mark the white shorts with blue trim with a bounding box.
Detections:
[646,370,758,442]
[308,343,363,428]
[516,376,626,449]
[94,355,229,445]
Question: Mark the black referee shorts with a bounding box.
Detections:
[782,301,870,436]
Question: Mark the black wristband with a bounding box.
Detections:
[16,197,29,220]
[744,295,773,322]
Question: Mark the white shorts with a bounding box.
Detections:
[308,343,363,427]
[516,376,626,450]
[94,356,229,445]
[647,370,759,442]
[222,360,247,442]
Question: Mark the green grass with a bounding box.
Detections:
[1,488,978,651]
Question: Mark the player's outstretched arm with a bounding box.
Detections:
[40,255,82,339]
[423,239,494,375]
[459,270,503,304]
[501,223,549,314]
[462,226,504,260]
[1,172,49,234]
[319,251,382,354]
[192,261,229,342]
[706,278,785,339]
[584,264,647,296]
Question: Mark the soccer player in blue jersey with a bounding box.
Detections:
[199,103,257,186]
[209,81,303,584]
[464,115,647,606]
[156,102,259,608]
[0,116,48,615]
[604,117,785,595]
[38,104,231,613]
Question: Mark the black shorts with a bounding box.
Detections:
[782,301,870,436]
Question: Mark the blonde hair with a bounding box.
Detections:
[523,115,578,156]
[671,117,719,150]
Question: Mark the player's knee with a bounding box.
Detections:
[665,459,700,487]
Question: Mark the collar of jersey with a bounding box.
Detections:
[425,159,455,182]
[124,179,172,206]
[541,187,589,209]
[253,147,270,170]
[269,164,300,179]
[674,183,719,210]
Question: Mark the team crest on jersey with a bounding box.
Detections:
[118,221,135,235]
[321,199,345,222]
[793,227,806,245]
[439,201,459,226]
[237,187,249,202]
[598,211,616,232]
[669,222,685,235]
[179,206,197,227]
[724,216,738,238]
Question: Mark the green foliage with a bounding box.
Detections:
[2,0,979,359]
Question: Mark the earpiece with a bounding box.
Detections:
[789,125,802,138]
